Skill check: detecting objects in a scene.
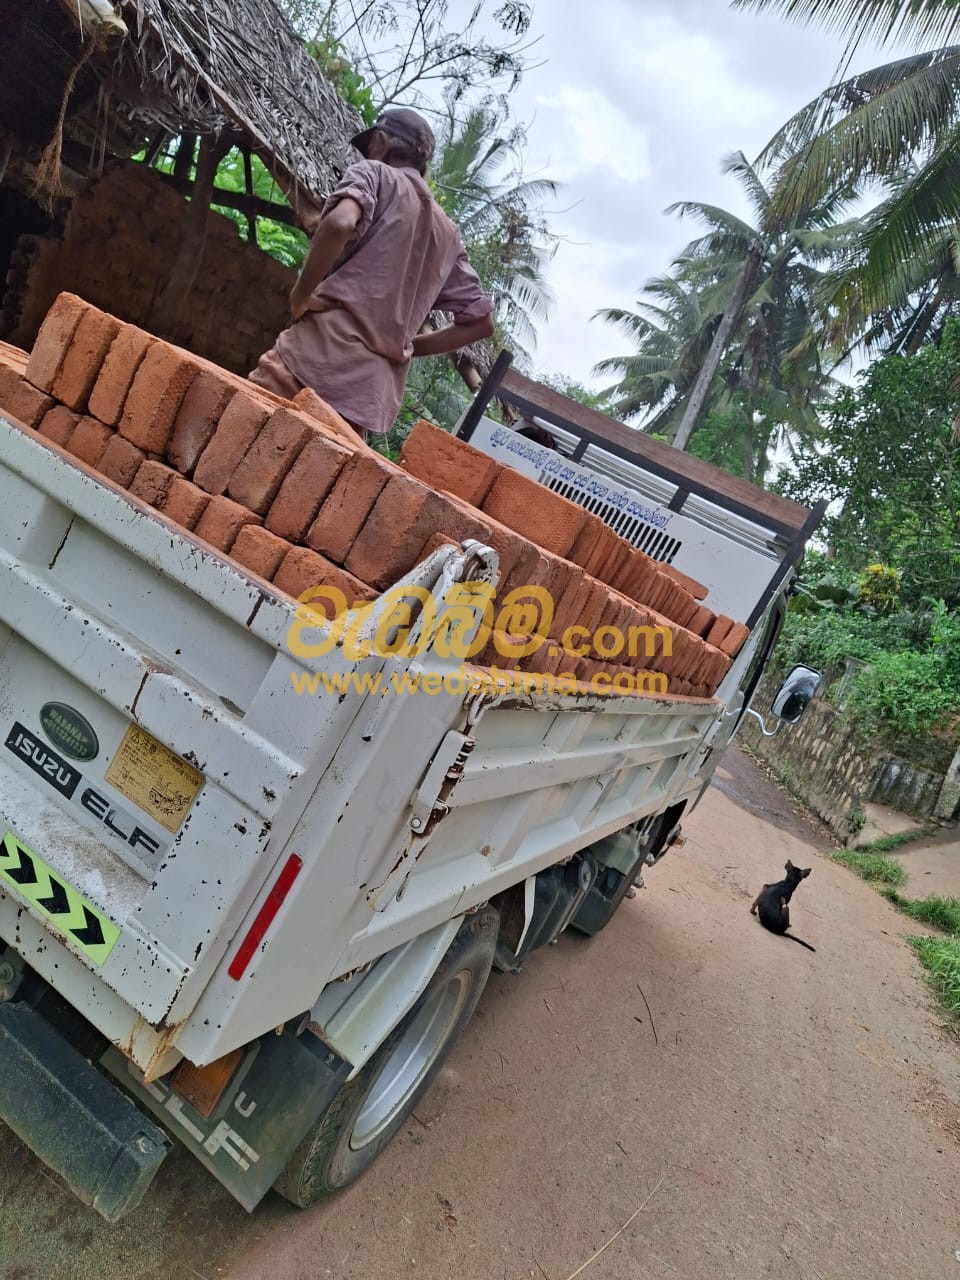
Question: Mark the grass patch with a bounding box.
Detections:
[854,829,933,855]
[908,936,960,1020]
[881,890,960,933]
[831,849,907,886]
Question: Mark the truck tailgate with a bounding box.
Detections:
[0,416,369,1061]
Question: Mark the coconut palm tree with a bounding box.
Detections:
[593,274,717,433]
[734,0,960,352]
[430,101,559,364]
[596,153,853,477]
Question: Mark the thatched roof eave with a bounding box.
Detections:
[86,0,363,205]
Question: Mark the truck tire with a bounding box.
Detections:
[274,906,499,1207]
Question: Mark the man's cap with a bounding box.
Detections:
[351,108,436,168]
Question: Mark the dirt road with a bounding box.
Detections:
[2,747,960,1280]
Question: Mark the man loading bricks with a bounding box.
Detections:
[249,108,495,441]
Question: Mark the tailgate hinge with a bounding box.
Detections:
[409,730,475,836]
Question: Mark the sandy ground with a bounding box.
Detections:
[2,746,960,1280]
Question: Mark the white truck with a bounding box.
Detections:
[0,361,825,1218]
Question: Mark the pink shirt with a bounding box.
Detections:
[276,160,493,435]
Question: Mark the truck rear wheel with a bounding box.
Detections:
[274,906,499,1207]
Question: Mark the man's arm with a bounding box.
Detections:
[411,313,495,358]
[289,197,364,320]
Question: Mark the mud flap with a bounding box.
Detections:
[0,1001,171,1222]
[101,1028,350,1211]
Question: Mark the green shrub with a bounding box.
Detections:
[856,563,902,614]
[845,649,960,739]
[831,850,907,886]
[908,936,960,1020]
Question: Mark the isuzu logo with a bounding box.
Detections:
[39,702,100,761]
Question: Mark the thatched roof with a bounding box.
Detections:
[1,0,363,206]
[109,0,363,201]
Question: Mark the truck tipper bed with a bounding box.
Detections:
[0,298,825,1217]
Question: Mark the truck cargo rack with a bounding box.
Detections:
[457,353,827,628]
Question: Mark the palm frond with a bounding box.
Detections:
[733,0,960,50]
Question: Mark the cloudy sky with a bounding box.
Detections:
[473,1,904,389]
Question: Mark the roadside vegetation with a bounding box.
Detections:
[833,833,960,1025]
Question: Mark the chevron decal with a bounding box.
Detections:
[0,831,121,966]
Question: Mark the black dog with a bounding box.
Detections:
[750,860,815,951]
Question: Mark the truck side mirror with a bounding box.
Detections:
[744,663,822,737]
[771,664,822,725]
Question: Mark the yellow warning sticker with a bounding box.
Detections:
[0,831,121,966]
[105,725,203,834]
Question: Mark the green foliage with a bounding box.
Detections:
[432,101,558,365]
[538,374,613,414]
[211,150,309,269]
[857,830,931,855]
[856,563,901,615]
[845,648,960,738]
[831,850,907,886]
[882,891,960,934]
[306,36,377,125]
[847,807,866,835]
[777,594,960,740]
[908,935,960,1021]
[781,319,960,609]
[594,151,851,478]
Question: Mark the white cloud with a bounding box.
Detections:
[532,85,652,185]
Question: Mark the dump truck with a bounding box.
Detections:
[0,299,825,1219]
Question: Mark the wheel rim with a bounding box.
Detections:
[349,969,472,1150]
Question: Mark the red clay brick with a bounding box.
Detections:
[417,532,458,563]
[0,361,22,407]
[0,342,27,373]
[265,435,352,542]
[345,474,453,590]
[88,324,155,425]
[661,562,708,601]
[688,605,715,638]
[161,477,210,530]
[232,526,293,580]
[192,394,269,495]
[705,614,734,649]
[3,380,55,429]
[227,408,314,514]
[292,387,370,452]
[119,344,199,454]
[482,467,587,558]
[67,416,114,466]
[305,452,392,564]
[53,309,121,412]
[167,369,234,474]
[719,621,750,657]
[25,293,89,392]
[591,539,633,591]
[567,513,607,569]
[401,419,502,507]
[38,405,80,447]
[130,460,177,508]
[272,545,377,605]
[582,522,624,581]
[98,435,145,488]
[194,495,261,553]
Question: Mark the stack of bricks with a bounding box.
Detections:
[0,292,752,700]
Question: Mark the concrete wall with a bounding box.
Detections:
[740,666,960,841]
[2,161,293,375]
